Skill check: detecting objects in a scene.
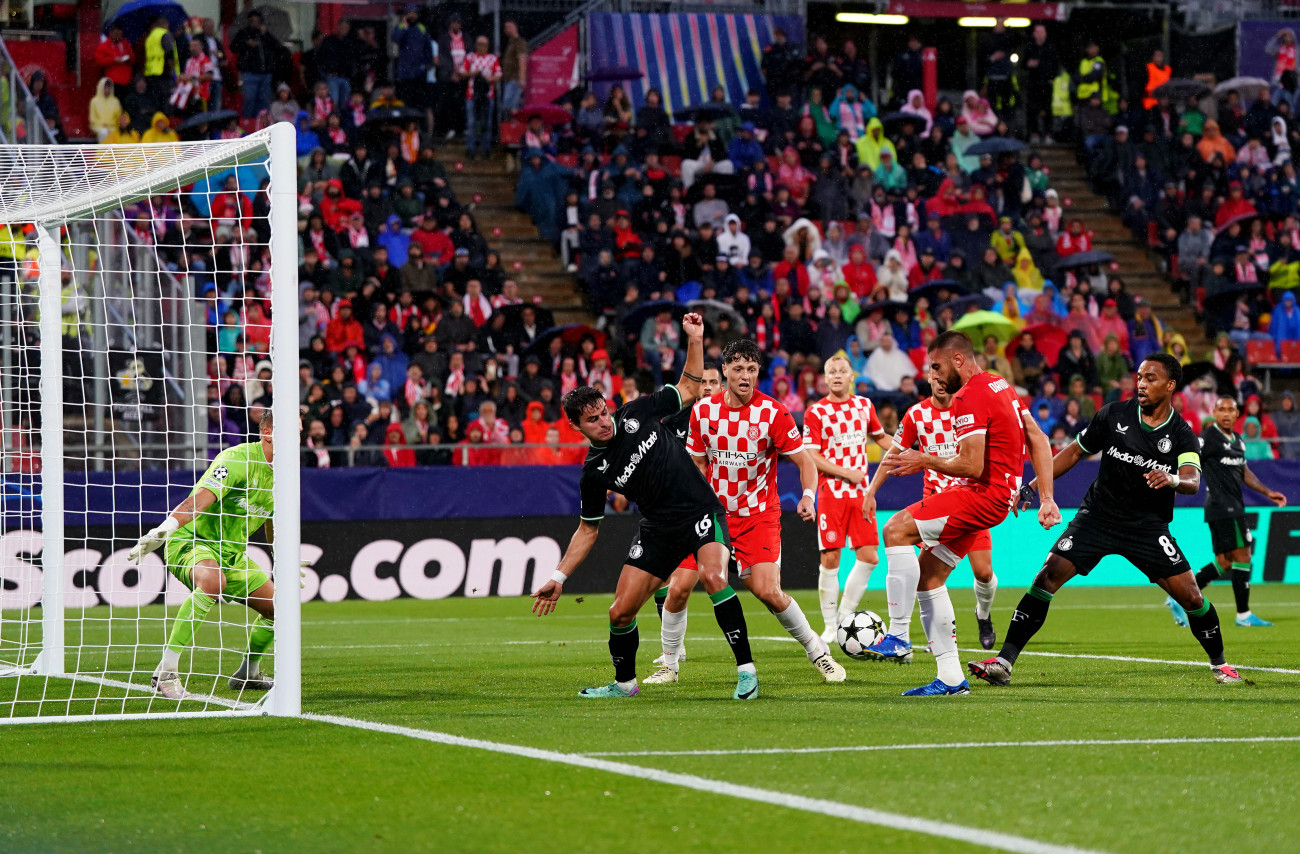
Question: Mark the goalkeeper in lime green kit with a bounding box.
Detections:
[130,409,281,699]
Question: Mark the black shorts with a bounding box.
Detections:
[625,508,731,581]
[1208,516,1253,556]
[1050,509,1189,583]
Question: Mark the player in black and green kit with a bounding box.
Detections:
[1166,396,1287,629]
[969,354,1242,687]
[129,409,282,699]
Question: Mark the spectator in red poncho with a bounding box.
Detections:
[383,424,416,467]
[1056,219,1093,257]
[1094,298,1130,353]
[773,245,811,296]
[534,426,569,465]
[94,24,136,89]
[319,179,361,231]
[1235,394,1279,440]
[210,175,253,233]
[553,415,587,463]
[841,244,877,297]
[410,215,455,266]
[325,299,365,354]
[456,424,500,466]
[1214,181,1258,228]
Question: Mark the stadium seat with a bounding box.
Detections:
[672,124,693,144]
[661,155,683,176]
[557,153,578,167]
[1281,340,1300,363]
[1146,221,1161,248]
[1247,339,1279,365]
[498,120,525,148]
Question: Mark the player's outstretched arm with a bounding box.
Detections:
[532,521,600,616]
[128,487,218,564]
[890,434,985,478]
[1021,414,1061,528]
[1243,464,1288,507]
[674,312,706,407]
[789,449,818,521]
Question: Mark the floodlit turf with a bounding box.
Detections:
[3,584,1300,854]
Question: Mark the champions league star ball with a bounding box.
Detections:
[836,610,885,660]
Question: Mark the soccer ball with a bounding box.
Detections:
[836,610,885,660]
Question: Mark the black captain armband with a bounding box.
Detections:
[682,371,704,383]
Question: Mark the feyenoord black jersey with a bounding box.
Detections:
[1074,400,1201,527]
[1199,424,1248,522]
[579,386,723,526]
[661,404,693,447]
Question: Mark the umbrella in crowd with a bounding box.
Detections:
[105,0,189,42]
[687,298,747,334]
[1153,78,1210,101]
[936,293,993,316]
[523,324,607,359]
[1178,361,1234,392]
[1053,249,1116,270]
[621,299,688,338]
[1215,211,1260,234]
[860,299,910,316]
[585,66,646,83]
[1213,76,1271,97]
[879,112,923,134]
[365,107,426,125]
[1005,323,1069,366]
[908,279,969,306]
[516,103,573,125]
[1203,282,1266,316]
[950,309,1019,345]
[964,137,1028,157]
[179,109,238,132]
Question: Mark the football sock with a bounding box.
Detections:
[608,620,639,684]
[660,607,687,670]
[162,590,216,671]
[884,546,920,643]
[654,586,668,619]
[1185,600,1225,665]
[247,616,274,665]
[974,573,998,621]
[817,567,840,630]
[773,597,823,659]
[840,559,875,617]
[997,585,1053,667]
[1230,563,1252,616]
[1194,562,1220,589]
[710,586,753,668]
[918,587,964,686]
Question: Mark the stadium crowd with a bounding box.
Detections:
[55,14,1300,466]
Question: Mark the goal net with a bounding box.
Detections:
[0,124,301,722]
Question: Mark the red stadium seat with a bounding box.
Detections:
[498,120,525,148]
[1247,339,1279,365]
[557,153,578,167]
[1146,221,1161,248]
[672,124,693,144]
[660,155,683,176]
[1280,339,1300,362]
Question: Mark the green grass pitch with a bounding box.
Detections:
[3,584,1299,854]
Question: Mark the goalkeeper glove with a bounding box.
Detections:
[300,559,312,589]
[128,516,180,564]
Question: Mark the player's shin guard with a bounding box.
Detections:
[1230,563,1252,616]
[608,620,639,684]
[840,559,875,617]
[247,616,274,666]
[884,546,920,643]
[661,607,687,668]
[654,586,668,619]
[160,590,216,672]
[974,574,998,621]
[917,587,963,686]
[1185,600,1226,666]
[818,567,840,629]
[997,585,1053,667]
[774,598,822,658]
[710,586,753,668]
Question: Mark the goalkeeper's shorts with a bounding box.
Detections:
[165,539,270,604]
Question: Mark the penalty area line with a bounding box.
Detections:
[302,712,1106,854]
[584,734,1300,758]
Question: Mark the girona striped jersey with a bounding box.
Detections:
[802,395,886,499]
[687,390,804,516]
[894,397,965,497]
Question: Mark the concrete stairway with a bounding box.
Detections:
[441,144,591,325]
[1035,146,1212,354]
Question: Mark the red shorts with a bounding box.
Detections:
[675,554,698,572]
[729,509,782,576]
[817,485,879,551]
[909,486,1006,567]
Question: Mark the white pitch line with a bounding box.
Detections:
[955,648,1300,675]
[303,712,1107,854]
[583,734,1300,758]
[65,672,260,711]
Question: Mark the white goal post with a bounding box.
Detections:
[0,122,300,722]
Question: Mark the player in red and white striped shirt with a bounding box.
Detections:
[888,375,1000,653]
[686,340,846,683]
[801,355,894,642]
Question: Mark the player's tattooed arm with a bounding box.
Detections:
[674,312,706,407]
[1243,464,1288,507]
[532,521,600,616]
[1145,464,1200,494]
